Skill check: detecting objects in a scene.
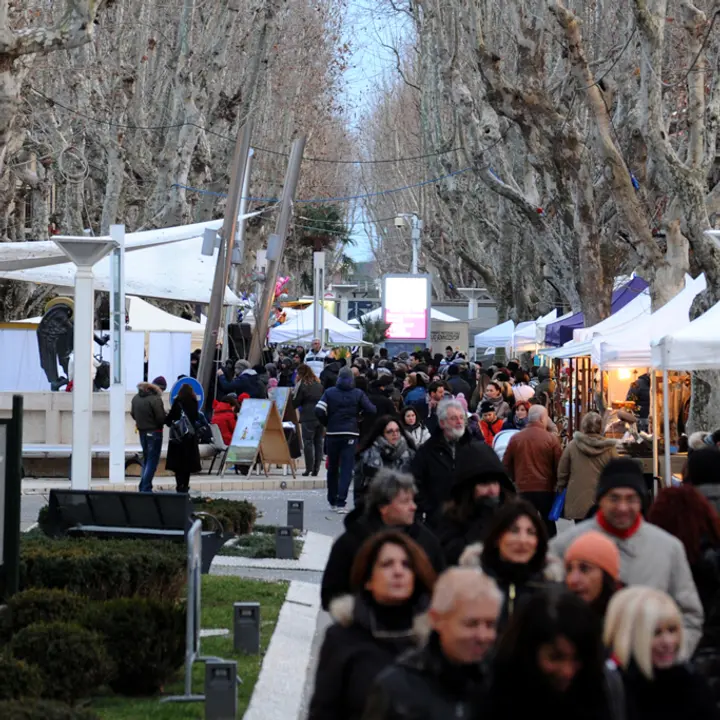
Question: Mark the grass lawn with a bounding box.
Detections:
[218,529,303,559]
[91,575,288,719]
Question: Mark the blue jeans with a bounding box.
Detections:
[326,435,357,508]
[139,430,163,492]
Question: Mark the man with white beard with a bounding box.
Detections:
[411,399,506,530]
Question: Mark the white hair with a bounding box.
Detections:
[604,587,685,680]
[528,404,548,424]
[431,568,502,615]
[437,398,466,423]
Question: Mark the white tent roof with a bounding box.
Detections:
[596,274,706,368]
[509,309,558,352]
[127,297,205,350]
[474,319,514,348]
[349,306,458,326]
[572,288,651,342]
[0,236,239,304]
[269,304,363,345]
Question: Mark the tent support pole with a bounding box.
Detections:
[662,367,672,486]
[651,370,659,480]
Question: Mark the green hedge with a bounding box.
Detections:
[0,699,99,720]
[85,598,186,695]
[192,497,257,535]
[0,654,43,701]
[10,622,113,705]
[2,588,89,639]
[19,538,186,601]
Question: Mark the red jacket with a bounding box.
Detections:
[503,421,562,493]
[212,400,237,445]
[480,418,504,446]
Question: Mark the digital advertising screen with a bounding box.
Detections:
[382,275,431,342]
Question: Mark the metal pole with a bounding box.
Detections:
[198,121,254,412]
[410,215,422,274]
[3,395,23,598]
[651,370,659,480]
[662,366,672,487]
[109,225,126,484]
[249,136,307,365]
[313,251,325,343]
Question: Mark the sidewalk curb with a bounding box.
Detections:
[211,531,332,572]
[243,581,324,720]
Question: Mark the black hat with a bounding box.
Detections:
[595,458,647,502]
[451,445,515,500]
[684,447,720,487]
[480,401,495,414]
[448,364,460,376]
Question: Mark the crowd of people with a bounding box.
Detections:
[132,340,720,718]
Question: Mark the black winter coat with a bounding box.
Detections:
[309,594,423,720]
[410,429,498,529]
[447,375,472,400]
[217,370,267,399]
[292,380,323,424]
[320,509,446,611]
[131,382,166,431]
[622,663,719,720]
[436,502,500,566]
[165,397,201,474]
[692,544,720,710]
[362,633,490,720]
[361,390,398,438]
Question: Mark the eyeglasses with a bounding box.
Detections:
[385,428,401,435]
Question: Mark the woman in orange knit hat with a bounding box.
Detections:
[564,531,622,618]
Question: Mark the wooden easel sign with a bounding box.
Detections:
[226,399,272,470]
[259,401,296,479]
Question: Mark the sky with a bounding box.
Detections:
[338,1,411,263]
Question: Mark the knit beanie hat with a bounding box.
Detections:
[595,458,646,502]
[455,393,468,412]
[565,531,620,581]
[480,401,495,414]
[152,376,167,391]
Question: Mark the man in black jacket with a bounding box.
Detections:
[411,398,501,530]
[321,469,446,610]
[130,377,167,493]
[363,568,501,720]
[216,359,267,399]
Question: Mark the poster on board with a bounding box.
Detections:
[226,399,272,465]
[268,386,290,416]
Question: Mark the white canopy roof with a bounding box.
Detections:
[509,309,558,352]
[474,319,514,348]
[349,306,458,326]
[596,274,706,368]
[269,304,363,345]
[572,288,651,342]
[0,235,240,304]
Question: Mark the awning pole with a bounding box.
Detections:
[662,363,672,486]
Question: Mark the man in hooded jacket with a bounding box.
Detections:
[216,359,267,399]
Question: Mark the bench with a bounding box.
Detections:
[46,489,229,573]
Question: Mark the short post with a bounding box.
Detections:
[275,526,294,559]
[204,660,238,720]
[1,395,23,598]
[233,602,260,654]
[286,499,304,532]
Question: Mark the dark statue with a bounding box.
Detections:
[36,297,111,391]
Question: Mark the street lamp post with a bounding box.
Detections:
[394,213,423,274]
[52,235,117,490]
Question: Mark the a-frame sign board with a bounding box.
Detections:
[259,399,296,478]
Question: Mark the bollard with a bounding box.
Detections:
[205,660,237,720]
[276,526,294,559]
[233,602,260,654]
[287,499,304,531]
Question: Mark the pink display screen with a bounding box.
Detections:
[383,277,429,340]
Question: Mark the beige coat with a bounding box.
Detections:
[556,432,618,519]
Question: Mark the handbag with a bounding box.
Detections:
[169,410,195,444]
[549,488,567,522]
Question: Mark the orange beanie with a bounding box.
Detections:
[565,531,621,581]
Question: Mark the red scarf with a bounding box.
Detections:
[596,510,642,540]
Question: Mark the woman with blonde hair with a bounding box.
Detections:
[293,363,325,476]
[557,411,618,521]
[604,587,717,720]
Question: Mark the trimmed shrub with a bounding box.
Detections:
[85,598,186,695]
[0,654,43,701]
[192,497,257,535]
[0,699,99,720]
[10,622,112,704]
[2,589,88,639]
[37,505,52,536]
[19,537,186,601]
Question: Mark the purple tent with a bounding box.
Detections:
[544,276,649,347]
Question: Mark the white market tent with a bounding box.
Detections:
[509,309,558,353]
[348,306,459,326]
[0,235,239,304]
[474,319,514,349]
[540,288,652,360]
[596,274,706,369]
[269,304,363,345]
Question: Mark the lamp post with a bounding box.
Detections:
[394,213,423,274]
[52,235,117,489]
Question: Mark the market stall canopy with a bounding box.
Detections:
[572,287,651,342]
[0,211,264,272]
[349,306,459,326]
[596,274,706,369]
[0,236,240,304]
[474,319,515,349]
[543,276,649,346]
[653,287,720,371]
[126,297,206,351]
[268,303,364,345]
[510,309,558,352]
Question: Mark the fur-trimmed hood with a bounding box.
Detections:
[136,382,163,396]
[329,594,432,644]
[573,431,618,457]
[458,542,565,582]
